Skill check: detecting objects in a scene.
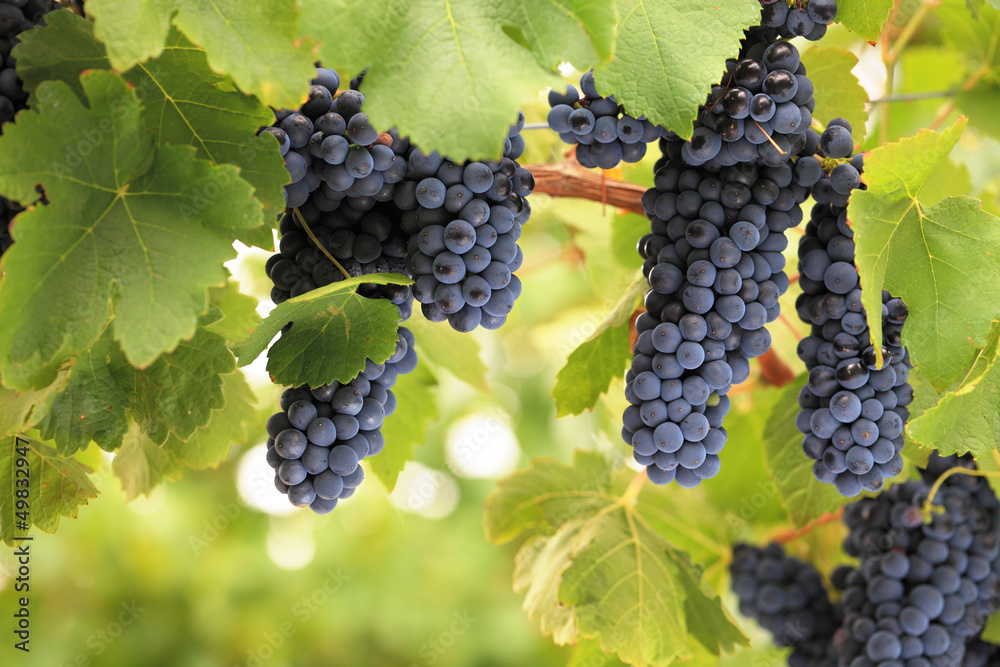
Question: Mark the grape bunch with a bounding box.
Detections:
[261,66,534,333]
[402,117,533,332]
[265,330,418,514]
[751,0,839,42]
[832,453,1000,665]
[793,120,912,497]
[622,137,811,487]
[730,543,840,666]
[546,69,664,169]
[681,37,818,168]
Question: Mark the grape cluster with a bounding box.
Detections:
[260,66,535,332]
[546,69,664,169]
[622,137,811,486]
[793,121,912,497]
[832,453,1000,665]
[404,120,533,332]
[264,330,418,513]
[730,543,840,666]
[751,0,839,42]
[681,37,817,168]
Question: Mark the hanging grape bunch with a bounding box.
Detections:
[546,69,664,169]
[793,120,912,497]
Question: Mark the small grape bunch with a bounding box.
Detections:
[546,70,663,169]
[754,0,839,41]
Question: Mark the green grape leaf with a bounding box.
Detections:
[86,0,314,109]
[611,213,647,271]
[369,362,438,492]
[0,374,68,440]
[908,321,1000,458]
[15,12,288,224]
[233,275,408,388]
[495,0,618,69]
[118,327,235,445]
[112,423,181,501]
[0,71,260,389]
[204,281,262,346]
[163,371,258,469]
[984,611,1000,646]
[485,451,749,665]
[13,8,109,103]
[553,271,644,417]
[763,377,850,528]
[0,433,99,546]
[800,46,869,144]
[35,330,131,454]
[299,0,556,160]
[405,317,489,392]
[84,0,174,68]
[835,0,894,43]
[33,327,233,453]
[595,0,760,140]
[849,118,1000,390]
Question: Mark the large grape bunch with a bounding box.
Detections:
[751,0,839,41]
[261,66,534,333]
[622,135,811,486]
[793,120,912,497]
[546,69,664,169]
[264,330,418,514]
[730,543,840,666]
[0,0,63,258]
[680,35,818,168]
[832,453,1000,665]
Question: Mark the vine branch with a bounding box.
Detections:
[523,160,648,216]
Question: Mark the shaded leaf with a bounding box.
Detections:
[908,321,1000,458]
[763,377,850,528]
[0,433,98,545]
[111,423,181,501]
[553,271,644,416]
[368,362,438,492]
[163,371,259,469]
[800,46,868,145]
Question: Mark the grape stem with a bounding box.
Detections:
[291,207,352,280]
[880,0,941,145]
[768,507,846,544]
[522,159,647,216]
[921,465,1000,521]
